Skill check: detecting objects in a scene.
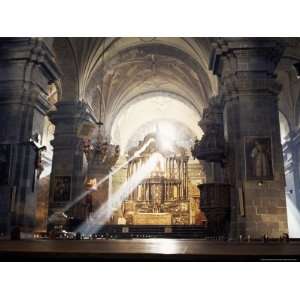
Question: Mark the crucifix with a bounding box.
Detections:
[29,133,47,191]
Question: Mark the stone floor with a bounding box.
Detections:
[1,239,300,261]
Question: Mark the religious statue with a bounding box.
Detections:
[250,141,270,177]
[29,133,47,190]
[246,137,273,180]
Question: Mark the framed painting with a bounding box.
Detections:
[53,176,72,202]
[244,136,273,180]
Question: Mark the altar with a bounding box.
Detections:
[133,213,172,225]
[120,134,191,225]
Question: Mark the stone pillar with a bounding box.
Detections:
[48,101,95,220]
[0,38,60,236]
[283,130,300,209]
[210,38,288,238]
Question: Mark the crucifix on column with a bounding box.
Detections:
[29,133,47,191]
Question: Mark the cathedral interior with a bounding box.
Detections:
[1,37,300,244]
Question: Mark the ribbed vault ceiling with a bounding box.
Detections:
[53,38,218,136]
[51,37,300,145]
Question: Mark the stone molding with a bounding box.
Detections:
[210,38,285,98]
[0,38,61,116]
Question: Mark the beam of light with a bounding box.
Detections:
[76,152,162,235]
[286,192,300,238]
[156,121,175,152]
[47,137,155,224]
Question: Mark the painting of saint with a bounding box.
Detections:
[53,176,71,202]
[245,137,273,180]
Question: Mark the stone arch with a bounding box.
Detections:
[81,38,215,138]
[53,38,80,101]
[295,92,300,129]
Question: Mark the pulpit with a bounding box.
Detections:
[198,183,231,237]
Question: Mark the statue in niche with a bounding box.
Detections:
[245,137,273,180]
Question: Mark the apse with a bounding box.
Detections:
[110,93,203,154]
[105,92,206,227]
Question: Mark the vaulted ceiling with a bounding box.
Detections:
[51,37,300,139]
[52,37,218,134]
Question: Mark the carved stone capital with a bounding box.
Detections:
[210,38,285,98]
[49,101,97,149]
[0,38,61,114]
[220,74,282,97]
[0,38,60,82]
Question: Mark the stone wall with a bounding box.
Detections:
[210,38,288,238]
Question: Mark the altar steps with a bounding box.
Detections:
[95,225,208,239]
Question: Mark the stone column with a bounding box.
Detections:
[48,100,95,220]
[0,38,60,236]
[283,130,300,209]
[210,38,288,238]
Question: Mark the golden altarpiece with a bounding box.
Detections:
[114,134,204,225]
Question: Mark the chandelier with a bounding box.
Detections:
[82,38,120,169]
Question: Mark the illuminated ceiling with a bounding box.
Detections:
[53,38,218,134]
[111,93,203,154]
[52,37,300,145]
[52,37,221,155]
